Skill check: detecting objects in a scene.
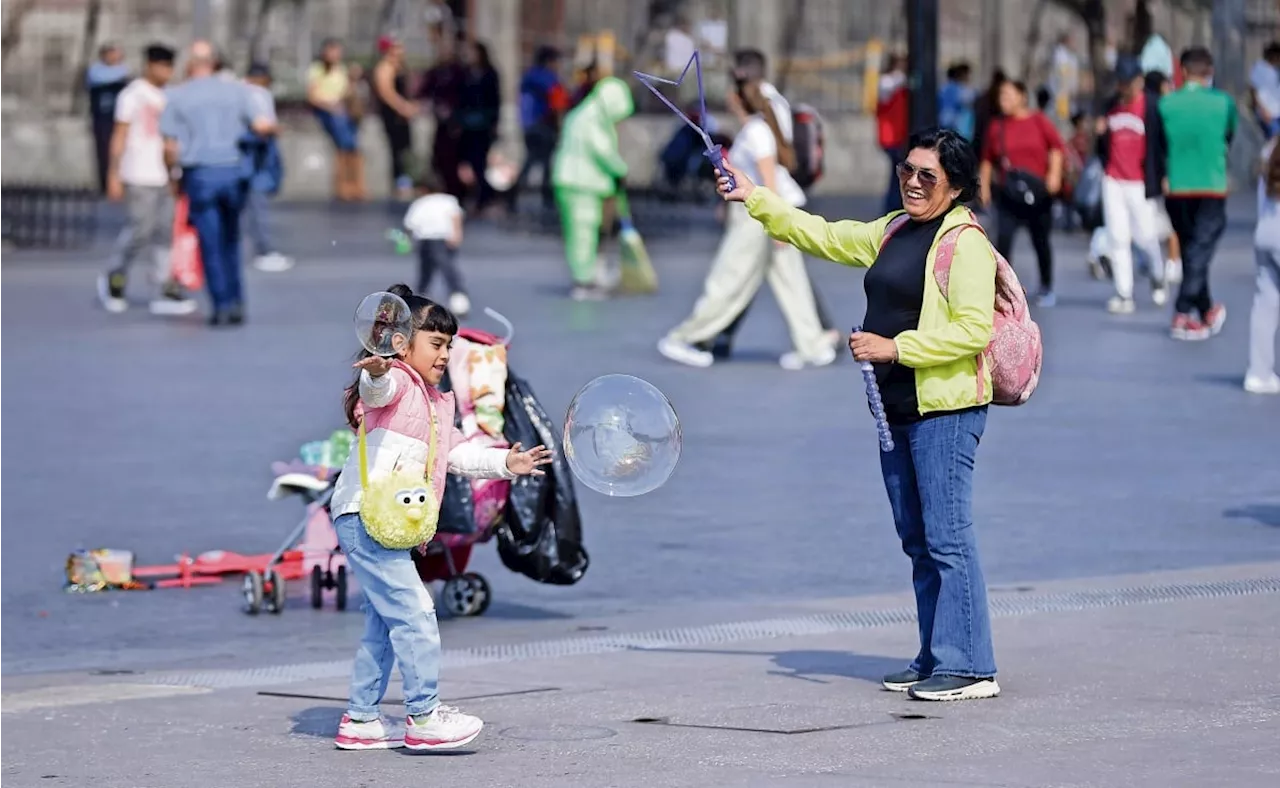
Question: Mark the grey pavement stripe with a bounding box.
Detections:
[136,576,1280,691]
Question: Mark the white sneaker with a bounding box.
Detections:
[448,292,471,318]
[658,336,714,368]
[779,344,837,371]
[1107,296,1136,314]
[334,714,405,750]
[1151,284,1168,307]
[97,272,128,313]
[1165,258,1183,285]
[1244,372,1280,395]
[821,329,843,349]
[404,705,483,751]
[253,252,295,273]
[570,284,609,302]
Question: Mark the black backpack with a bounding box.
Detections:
[790,104,826,189]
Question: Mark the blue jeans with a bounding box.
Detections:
[243,189,274,257]
[879,407,996,678]
[314,108,359,151]
[182,166,248,311]
[334,513,441,720]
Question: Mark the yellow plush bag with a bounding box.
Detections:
[357,402,440,550]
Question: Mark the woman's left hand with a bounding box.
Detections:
[506,442,553,476]
[849,331,898,363]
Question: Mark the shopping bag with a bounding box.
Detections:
[171,196,204,291]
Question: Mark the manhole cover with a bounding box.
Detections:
[498,724,617,742]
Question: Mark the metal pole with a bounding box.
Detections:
[906,0,939,131]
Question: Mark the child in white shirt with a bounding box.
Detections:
[403,173,469,317]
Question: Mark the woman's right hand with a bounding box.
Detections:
[716,157,756,203]
[353,355,394,377]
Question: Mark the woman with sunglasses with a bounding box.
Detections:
[715,127,1002,702]
[658,80,835,370]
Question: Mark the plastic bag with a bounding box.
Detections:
[171,196,204,291]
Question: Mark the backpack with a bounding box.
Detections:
[882,212,1043,406]
[790,104,825,189]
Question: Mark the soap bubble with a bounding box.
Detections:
[564,374,682,497]
[354,291,413,357]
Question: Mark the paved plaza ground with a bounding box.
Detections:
[2,194,1278,786]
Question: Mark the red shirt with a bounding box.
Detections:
[982,112,1065,179]
[877,86,909,150]
[1104,92,1147,182]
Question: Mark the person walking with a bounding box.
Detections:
[979,80,1065,306]
[1096,57,1168,314]
[513,45,568,212]
[159,40,276,326]
[658,80,834,370]
[1159,46,1235,341]
[1247,139,1280,394]
[98,43,195,316]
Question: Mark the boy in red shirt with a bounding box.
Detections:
[1096,57,1169,313]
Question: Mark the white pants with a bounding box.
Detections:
[1101,176,1166,298]
[667,203,827,358]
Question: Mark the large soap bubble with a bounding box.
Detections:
[563,374,682,497]
[354,291,413,357]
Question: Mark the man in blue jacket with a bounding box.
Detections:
[512,45,568,211]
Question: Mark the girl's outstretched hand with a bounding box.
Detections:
[353,355,394,377]
[716,156,756,203]
[506,442,554,476]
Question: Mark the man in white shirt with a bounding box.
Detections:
[98,43,196,316]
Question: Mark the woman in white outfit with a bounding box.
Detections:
[658,81,835,370]
[1247,139,1280,394]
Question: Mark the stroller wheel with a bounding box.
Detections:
[310,566,324,609]
[441,574,486,617]
[462,572,491,616]
[242,571,264,615]
[334,565,348,612]
[265,569,286,614]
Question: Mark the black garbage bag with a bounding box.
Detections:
[432,370,479,536]
[497,371,589,585]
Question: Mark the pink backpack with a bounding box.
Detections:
[882,211,1042,406]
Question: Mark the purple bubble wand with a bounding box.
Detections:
[852,325,894,452]
[634,51,736,190]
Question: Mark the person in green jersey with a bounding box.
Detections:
[1158,46,1236,340]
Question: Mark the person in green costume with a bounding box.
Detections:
[551,75,634,301]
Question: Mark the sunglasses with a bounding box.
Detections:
[896,161,941,189]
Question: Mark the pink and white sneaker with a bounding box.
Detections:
[334,714,405,750]
[404,705,484,750]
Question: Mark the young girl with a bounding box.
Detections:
[403,174,469,318]
[1247,139,1280,394]
[331,284,552,750]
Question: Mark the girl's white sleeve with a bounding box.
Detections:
[359,369,402,409]
[447,443,516,479]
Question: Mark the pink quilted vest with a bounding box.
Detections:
[882,211,1042,406]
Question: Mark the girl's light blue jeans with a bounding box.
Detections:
[333,513,440,720]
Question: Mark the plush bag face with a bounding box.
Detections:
[357,398,441,550]
[361,471,440,549]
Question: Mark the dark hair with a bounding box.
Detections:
[1007,79,1029,97]
[416,170,445,193]
[1266,42,1280,60]
[1035,85,1052,110]
[1266,141,1280,199]
[535,45,560,68]
[246,62,272,80]
[1143,70,1168,94]
[733,49,768,81]
[342,284,459,429]
[906,127,980,203]
[1070,110,1086,126]
[946,62,971,81]
[737,81,797,171]
[1180,46,1213,76]
[470,40,493,72]
[144,44,175,64]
